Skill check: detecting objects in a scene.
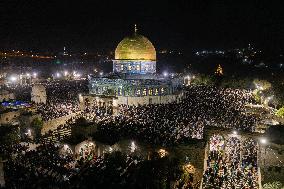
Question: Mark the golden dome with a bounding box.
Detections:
[115,34,156,60]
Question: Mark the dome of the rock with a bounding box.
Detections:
[115,34,156,61]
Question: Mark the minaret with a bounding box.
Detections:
[63,46,67,55]
[134,24,138,34]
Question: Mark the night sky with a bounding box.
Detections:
[0,0,283,52]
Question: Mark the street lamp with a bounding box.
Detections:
[56,73,61,78]
[9,76,17,82]
[260,138,267,144]
[33,72,37,78]
[260,137,268,166]
[163,71,168,77]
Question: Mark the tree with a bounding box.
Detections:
[75,117,88,126]
[69,117,98,144]
[266,125,284,144]
[0,125,20,145]
[220,77,253,89]
[31,117,43,139]
[263,181,283,189]
[276,107,284,118]
[272,82,284,107]
[253,79,272,91]
[191,74,214,86]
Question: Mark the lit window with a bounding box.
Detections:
[143,88,147,96]
[155,88,159,95]
[148,89,153,95]
[128,65,132,70]
[136,89,141,96]
[120,65,123,71]
[161,88,164,94]
[144,64,149,71]
[136,65,140,70]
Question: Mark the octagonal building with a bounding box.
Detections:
[113,33,156,74]
[86,26,183,107]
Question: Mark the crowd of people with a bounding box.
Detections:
[4,82,259,147]
[1,74,268,189]
[4,84,32,101]
[35,80,88,121]
[2,142,169,189]
[83,103,112,121]
[36,101,80,121]
[3,143,75,188]
[202,134,258,189]
[97,86,258,146]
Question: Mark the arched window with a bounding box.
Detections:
[148,89,153,95]
[118,88,122,96]
[155,88,159,95]
[136,64,140,71]
[143,88,147,96]
[136,89,141,96]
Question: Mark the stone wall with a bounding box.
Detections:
[260,143,284,186]
[117,93,184,106]
[41,112,80,134]
[31,85,47,104]
[0,92,15,102]
[0,110,21,125]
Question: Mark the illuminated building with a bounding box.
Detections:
[113,25,156,74]
[86,25,183,108]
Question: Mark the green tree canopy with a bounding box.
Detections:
[0,125,20,145]
[31,117,43,138]
[276,107,284,118]
[263,181,283,189]
[253,79,271,91]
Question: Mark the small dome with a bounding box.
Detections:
[115,34,156,60]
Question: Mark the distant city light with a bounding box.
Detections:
[99,72,103,76]
[26,73,30,77]
[33,72,37,78]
